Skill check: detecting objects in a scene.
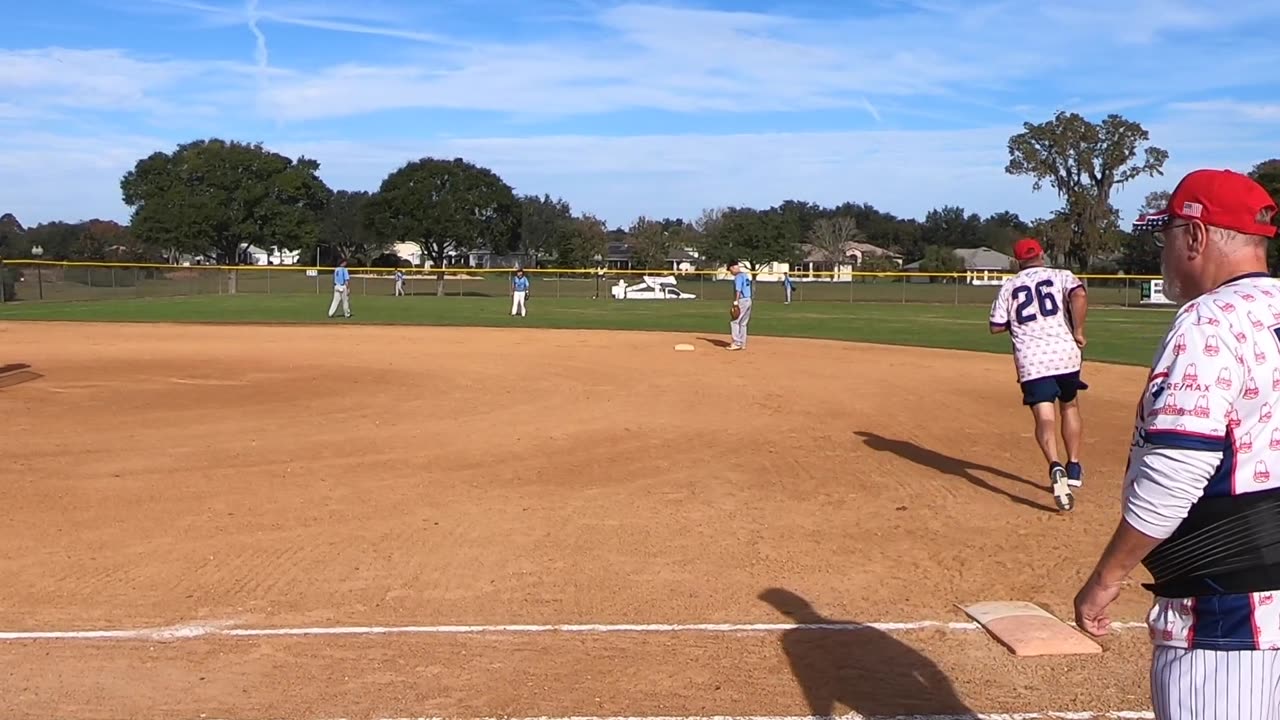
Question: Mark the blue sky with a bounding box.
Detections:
[3,0,1279,231]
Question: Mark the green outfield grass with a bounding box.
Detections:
[0,293,1175,367]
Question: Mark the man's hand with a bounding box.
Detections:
[1074,329,1087,348]
[1073,573,1124,637]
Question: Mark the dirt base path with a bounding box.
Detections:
[1,322,1155,719]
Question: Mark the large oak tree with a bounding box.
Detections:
[702,206,802,278]
[120,138,331,292]
[364,157,520,296]
[1006,111,1168,270]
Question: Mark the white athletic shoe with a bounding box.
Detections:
[1050,463,1074,512]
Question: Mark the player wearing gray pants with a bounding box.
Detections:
[731,297,752,348]
[727,261,753,351]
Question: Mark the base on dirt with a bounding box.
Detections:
[673,343,695,352]
[961,600,1102,656]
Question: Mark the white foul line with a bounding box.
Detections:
[312,707,1162,712]
[0,619,1148,642]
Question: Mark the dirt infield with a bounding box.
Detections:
[1,321,1159,719]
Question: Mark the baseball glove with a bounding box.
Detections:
[729,302,741,320]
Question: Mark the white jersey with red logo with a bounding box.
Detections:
[988,266,1084,382]
[1124,272,1280,651]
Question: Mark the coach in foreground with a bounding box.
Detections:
[1074,168,1280,718]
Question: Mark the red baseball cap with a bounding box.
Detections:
[1012,237,1043,261]
[1132,168,1277,238]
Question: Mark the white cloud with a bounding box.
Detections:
[1168,100,1280,123]
[2,0,1279,234]
[0,47,255,121]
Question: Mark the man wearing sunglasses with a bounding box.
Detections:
[1074,168,1279,719]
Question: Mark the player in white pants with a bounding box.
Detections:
[327,259,351,318]
[1074,169,1280,719]
[511,268,529,317]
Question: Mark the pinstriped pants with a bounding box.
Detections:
[1152,646,1280,719]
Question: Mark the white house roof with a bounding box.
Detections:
[903,246,1014,270]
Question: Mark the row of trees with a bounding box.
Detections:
[2,111,1279,297]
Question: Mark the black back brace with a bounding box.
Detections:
[1142,486,1280,597]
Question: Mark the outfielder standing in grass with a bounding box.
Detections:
[728,261,753,351]
[327,258,351,319]
[511,268,529,317]
[394,268,405,296]
[988,238,1088,511]
[1075,169,1280,720]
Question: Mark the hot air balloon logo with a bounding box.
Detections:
[1193,395,1211,419]
[1217,368,1234,391]
[1203,335,1219,357]
[1254,460,1271,484]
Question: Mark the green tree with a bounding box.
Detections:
[309,190,388,265]
[827,202,921,259]
[978,211,1030,256]
[0,213,23,302]
[21,222,81,261]
[558,214,609,269]
[518,194,575,263]
[627,216,673,270]
[702,207,801,278]
[364,157,520,296]
[1248,160,1280,272]
[120,138,331,292]
[920,205,982,249]
[0,213,26,258]
[775,199,821,246]
[917,244,964,278]
[1006,111,1168,270]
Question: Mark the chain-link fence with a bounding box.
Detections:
[0,261,1166,309]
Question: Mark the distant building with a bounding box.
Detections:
[902,246,1017,285]
[714,241,902,281]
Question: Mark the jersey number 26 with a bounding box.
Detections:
[1012,279,1059,325]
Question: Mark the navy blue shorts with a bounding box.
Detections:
[1020,371,1087,406]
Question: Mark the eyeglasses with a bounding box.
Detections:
[1154,221,1191,248]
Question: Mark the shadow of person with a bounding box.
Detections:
[697,336,731,348]
[760,588,973,717]
[0,363,31,375]
[854,430,1056,513]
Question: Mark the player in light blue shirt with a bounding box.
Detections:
[728,261,753,350]
[511,268,530,316]
[328,259,351,318]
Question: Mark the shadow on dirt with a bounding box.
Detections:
[759,588,972,717]
[697,336,732,348]
[853,430,1056,513]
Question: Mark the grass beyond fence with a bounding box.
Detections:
[1,260,1165,308]
[0,292,1177,367]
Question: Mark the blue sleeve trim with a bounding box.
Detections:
[1144,429,1227,451]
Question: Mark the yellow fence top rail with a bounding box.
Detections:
[1,259,1163,281]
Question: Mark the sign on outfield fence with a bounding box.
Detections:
[1141,280,1176,305]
